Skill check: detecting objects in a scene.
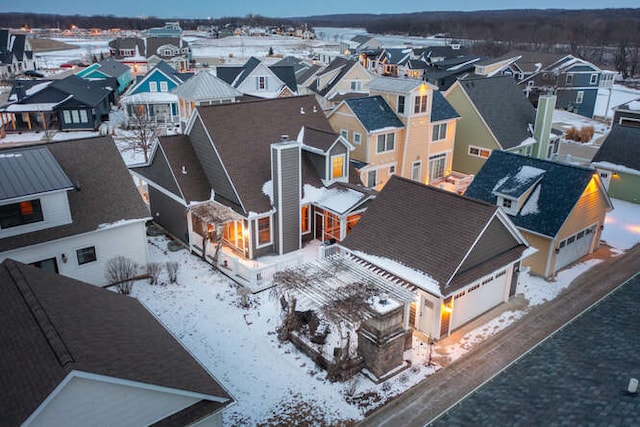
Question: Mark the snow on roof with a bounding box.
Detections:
[592,161,640,177]
[626,100,640,111]
[96,217,149,230]
[351,249,441,297]
[517,136,537,147]
[520,185,541,216]
[262,180,273,205]
[3,102,62,112]
[26,81,52,96]
[494,165,545,198]
[121,92,178,103]
[302,184,365,215]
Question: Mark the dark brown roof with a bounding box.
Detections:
[342,175,511,290]
[0,259,232,426]
[195,95,334,214]
[303,126,342,152]
[0,136,150,253]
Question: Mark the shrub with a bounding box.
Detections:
[146,262,162,285]
[165,261,179,283]
[105,256,139,295]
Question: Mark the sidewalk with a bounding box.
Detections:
[360,243,640,426]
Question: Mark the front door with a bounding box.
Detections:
[31,257,59,274]
[315,212,324,242]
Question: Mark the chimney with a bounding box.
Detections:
[270,138,301,255]
[534,94,556,159]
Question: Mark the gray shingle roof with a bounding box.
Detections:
[465,151,599,237]
[0,137,150,252]
[0,146,73,201]
[457,76,536,149]
[345,95,404,132]
[0,259,232,426]
[431,91,460,122]
[342,175,508,290]
[308,57,357,97]
[592,124,640,173]
[96,57,130,78]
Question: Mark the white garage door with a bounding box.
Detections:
[555,224,597,272]
[450,270,508,331]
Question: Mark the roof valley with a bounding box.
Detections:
[6,260,75,368]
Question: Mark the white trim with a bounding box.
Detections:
[129,172,188,206]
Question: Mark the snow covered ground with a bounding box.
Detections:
[129,199,640,425]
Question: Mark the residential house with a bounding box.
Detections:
[445,76,559,175]
[0,29,36,78]
[591,122,640,204]
[171,70,241,129]
[422,55,483,91]
[306,57,374,110]
[146,36,192,71]
[475,50,615,118]
[271,56,323,95]
[120,60,192,128]
[465,151,612,278]
[144,21,183,38]
[329,77,460,190]
[76,57,133,94]
[349,35,384,52]
[341,175,529,339]
[0,75,115,132]
[107,36,147,74]
[131,96,371,291]
[1,259,233,426]
[216,57,298,99]
[373,48,413,77]
[0,136,150,285]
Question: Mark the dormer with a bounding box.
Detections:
[0,147,73,239]
[297,126,354,185]
[493,165,545,216]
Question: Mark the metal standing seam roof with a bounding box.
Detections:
[368,76,425,93]
[171,70,241,102]
[0,146,72,201]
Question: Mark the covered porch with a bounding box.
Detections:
[121,92,180,128]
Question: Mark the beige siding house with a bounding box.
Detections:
[465,151,612,278]
[306,57,374,110]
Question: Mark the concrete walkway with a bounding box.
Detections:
[360,244,640,427]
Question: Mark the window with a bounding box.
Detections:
[350,80,362,91]
[164,49,171,56]
[0,200,43,228]
[223,220,246,251]
[590,73,597,85]
[376,132,395,153]
[411,161,422,181]
[428,152,447,182]
[301,205,310,234]
[257,217,271,246]
[576,91,584,104]
[71,110,80,124]
[331,155,345,179]
[397,95,405,114]
[502,199,512,209]
[469,145,491,158]
[79,110,88,123]
[414,95,427,113]
[76,246,97,265]
[367,169,377,188]
[432,123,447,141]
[63,110,71,123]
[257,76,267,90]
[340,129,348,139]
[389,165,395,174]
[353,132,362,145]
[160,81,168,92]
[149,81,158,92]
[565,74,573,85]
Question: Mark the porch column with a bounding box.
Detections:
[26,113,32,130]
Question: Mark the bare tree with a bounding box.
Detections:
[122,109,160,163]
[105,256,139,295]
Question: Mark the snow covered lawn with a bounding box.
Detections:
[130,199,640,425]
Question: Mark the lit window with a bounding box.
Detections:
[414,95,427,113]
[0,200,44,228]
[257,217,271,246]
[76,246,97,265]
[301,205,310,234]
[376,133,395,153]
[332,155,344,179]
[469,145,491,158]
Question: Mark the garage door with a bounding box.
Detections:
[450,269,508,331]
[555,224,597,272]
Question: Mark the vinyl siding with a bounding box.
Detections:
[0,191,72,239]
[141,147,182,198]
[149,186,188,243]
[520,230,553,277]
[607,173,640,204]
[328,105,368,161]
[29,376,199,427]
[446,84,501,175]
[0,220,148,286]
[189,117,242,210]
[272,144,300,254]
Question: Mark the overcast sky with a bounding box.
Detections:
[3,0,638,19]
